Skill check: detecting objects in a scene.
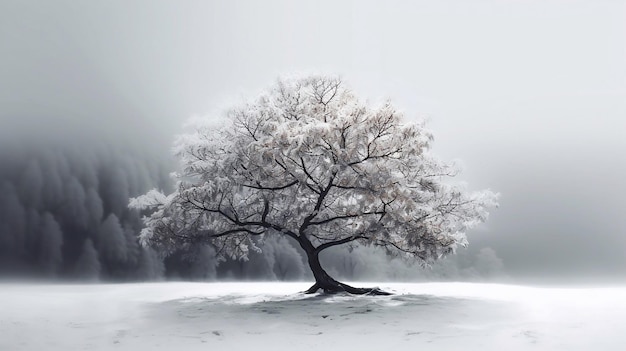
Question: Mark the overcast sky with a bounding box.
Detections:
[1,0,625,282]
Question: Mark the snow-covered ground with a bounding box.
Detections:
[1,282,625,350]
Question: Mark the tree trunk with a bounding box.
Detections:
[299,239,390,295]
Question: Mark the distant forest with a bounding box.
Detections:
[0,141,505,282]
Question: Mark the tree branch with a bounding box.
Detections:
[210,228,265,238]
[299,173,335,234]
[308,211,385,226]
[241,180,298,191]
[315,234,368,253]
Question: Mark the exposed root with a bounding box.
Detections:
[304,281,391,296]
[304,283,321,294]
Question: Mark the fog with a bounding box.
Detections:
[1,0,624,283]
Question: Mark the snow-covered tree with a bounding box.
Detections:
[0,143,169,280]
[97,214,128,266]
[0,182,26,263]
[187,244,218,280]
[74,239,101,281]
[264,236,305,281]
[137,247,164,280]
[39,212,63,276]
[130,75,498,294]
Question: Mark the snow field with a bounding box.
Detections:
[1,282,625,350]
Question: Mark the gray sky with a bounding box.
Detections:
[2,0,625,282]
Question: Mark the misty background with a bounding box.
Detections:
[1,0,624,283]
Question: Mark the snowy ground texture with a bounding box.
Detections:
[1,282,625,350]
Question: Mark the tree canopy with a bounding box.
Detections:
[130,75,498,294]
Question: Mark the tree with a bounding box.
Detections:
[264,236,305,280]
[96,214,128,269]
[130,75,498,294]
[74,238,101,281]
[39,212,63,277]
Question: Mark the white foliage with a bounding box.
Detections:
[128,189,168,209]
[131,75,498,264]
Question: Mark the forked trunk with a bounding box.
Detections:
[302,245,390,296]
